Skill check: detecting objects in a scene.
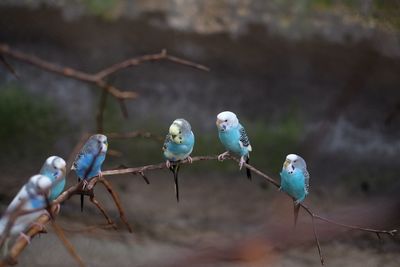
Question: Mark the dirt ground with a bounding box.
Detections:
[11,171,399,267]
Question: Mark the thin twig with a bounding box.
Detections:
[94,49,209,79]
[98,177,133,233]
[50,220,86,267]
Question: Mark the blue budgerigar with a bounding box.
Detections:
[0,175,52,247]
[163,118,195,202]
[279,154,310,226]
[40,156,66,201]
[216,111,252,179]
[72,134,108,211]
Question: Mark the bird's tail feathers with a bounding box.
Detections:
[170,164,180,202]
[246,157,252,180]
[80,193,84,212]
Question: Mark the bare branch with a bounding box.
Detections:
[94,49,209,79]
[1,156,396,266]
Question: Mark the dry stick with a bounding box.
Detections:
[50,220,86,267]
[0,44,209,120]
[88,193,116,229]
[98,177,133,233]
[94,48,210,79]
[1,156,396,266]
[0,44,137,100]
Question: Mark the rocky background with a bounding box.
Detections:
[0,1,399,266]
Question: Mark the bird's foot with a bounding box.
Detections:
[81,179,89,190]
[278,187,282,192]
[294,200,301,206]
[166,160,171,168]
[187,156,193,164]
[218,151,229,161]
[31,222,47,233]
[239,156,246,170]
[18,232,31,244]
[52,203,61,215]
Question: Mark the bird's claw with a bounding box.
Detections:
[31,222,47,233]
[166,160,171,168]
[19,232,31,244]
[81,180,89,190]
[187,156,193,164]
[218,152,229,161]
[239,157,246,170]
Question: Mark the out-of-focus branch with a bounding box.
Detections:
[1,156,396,266]
[94,49,209,79]
[0,44,137,100]
[0,44,209,127]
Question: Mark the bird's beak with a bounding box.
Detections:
[283,160,290,168]
[216,119,224,130]
[102,142,108,152]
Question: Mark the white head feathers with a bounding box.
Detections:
[216,111,239,131]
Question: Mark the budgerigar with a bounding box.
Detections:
[71,134,108,211]
[216,111,252,179]
[40,156,66,201]
[0,174,52,247]
[279,154,310,226]
[163,118,195,202]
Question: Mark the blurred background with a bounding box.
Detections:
[0,1,399,266]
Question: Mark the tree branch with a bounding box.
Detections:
[0,156,396,266]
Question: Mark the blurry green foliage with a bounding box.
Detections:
[82,0,119,19]
[0,84,68,161]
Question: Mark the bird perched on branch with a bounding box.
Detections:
[216,111,252,179]
[40,156,66,201]
[280,154,310,227]
[72,134,108,211]
[163,118,195,202]
[0,174,52,249]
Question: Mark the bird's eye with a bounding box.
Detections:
[224,119,228,122]
[179,131,182,134]
[294,160,297,163]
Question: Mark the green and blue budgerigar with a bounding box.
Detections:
[163,118,195,202]
[280,154,310,226]
[216,111,252,179]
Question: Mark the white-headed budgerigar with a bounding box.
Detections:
[72,134,108,211]
[216,111,252,179]
[279,154,309,226]
[0,174,52,247]
[163,118,195,202]
[40,156,66,201]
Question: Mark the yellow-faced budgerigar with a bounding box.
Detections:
[163,119,195,202]
[71,134,108,211]
[40,156,66,201]
[216,111,252,179]
[280,154,310,226]
[0,174,52,247]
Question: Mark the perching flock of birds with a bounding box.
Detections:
[0,111,309,256]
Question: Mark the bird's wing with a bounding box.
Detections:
[239,125,252,151]
[162,134,171,151]
[71,139,95,170]
[303,168,310,194]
